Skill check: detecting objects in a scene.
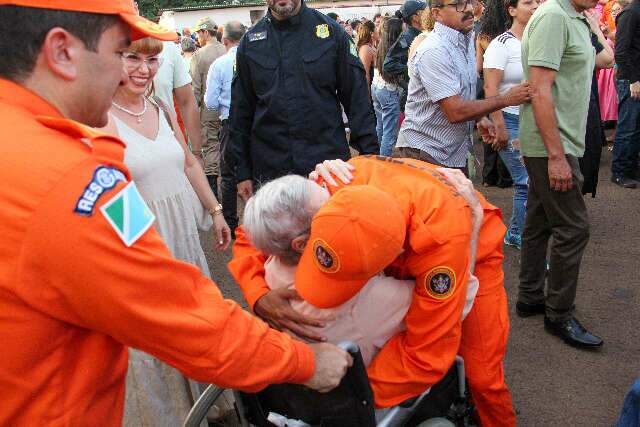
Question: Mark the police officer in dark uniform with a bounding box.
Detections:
[383,0,427,108]
[230,0,379,199]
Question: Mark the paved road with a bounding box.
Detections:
[201,147,639,426]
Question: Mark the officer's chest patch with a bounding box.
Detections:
[74,166,127,216]
[316,24,330,39]
[423,266,456,300]
[101,182,156,247]
[249,31,267,42]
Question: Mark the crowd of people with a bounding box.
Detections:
[0,0,639,425]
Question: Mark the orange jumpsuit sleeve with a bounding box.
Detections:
[367,234,471,407]
[228,226,271,310]
[15,161,314,391]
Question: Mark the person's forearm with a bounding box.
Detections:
[175,86,203,153]
[184,152,220,210]
[446,96,506,124]
[228,226,270,310]
[532,86,565,159]
[595,31,615,69]
[484,83,507,129]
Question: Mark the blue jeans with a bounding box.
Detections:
[498,112,528,237]
[617,379,640,427]
[612,79,640,178]
[372,84,401,156]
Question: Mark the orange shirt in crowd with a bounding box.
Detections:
[601,0,617,33]
[0,79,315,426]
[230,156,504,407]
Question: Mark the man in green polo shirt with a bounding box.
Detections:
[516,0,603,349]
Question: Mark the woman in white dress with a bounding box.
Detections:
[100,37,232,427]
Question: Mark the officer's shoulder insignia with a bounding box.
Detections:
[74,166,127,216]
[349,39,358,58]
[248,31,267,42]
[316,24,330,39]
[312,238,341,274]
[101,182,155,247]
[423,266,456,300]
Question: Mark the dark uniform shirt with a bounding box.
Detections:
[383,25,422,86]
[615,1,640,84]
[230,2,379,183]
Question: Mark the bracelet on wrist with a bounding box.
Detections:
[208,204,223,217]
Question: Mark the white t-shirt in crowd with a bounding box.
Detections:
[153,41,192,112]
[483,31,523,116]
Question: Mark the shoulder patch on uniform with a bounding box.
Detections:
[101,182,155,247]
[312,238,341,273]
[316,24,330,39]
[248,31,267,42]
[423,266,456,300]
[74,166,127,216]
[349,39,358,58]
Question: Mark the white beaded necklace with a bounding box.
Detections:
[112,98,148,123]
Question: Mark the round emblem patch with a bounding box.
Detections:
[424,267,456,300]
[96,168,116,188]
[312,239,340,274]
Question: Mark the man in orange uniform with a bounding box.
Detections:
[0,1,352,426]
[229,155,515,426]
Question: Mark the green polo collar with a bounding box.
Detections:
[556,0,583,19]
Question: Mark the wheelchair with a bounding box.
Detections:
[183,342,477,427]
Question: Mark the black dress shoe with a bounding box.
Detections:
[516,301,546,318]
[611,175,638,188]
[544,317,603,349]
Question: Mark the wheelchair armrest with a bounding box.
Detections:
[337,341,373,408]
[237,341,377,427]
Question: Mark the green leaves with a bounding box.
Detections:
[137,0,240,19]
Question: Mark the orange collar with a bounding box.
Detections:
[0,78,63,118]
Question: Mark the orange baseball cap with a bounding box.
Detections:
[295,185,407,309]
[0,0,177,41]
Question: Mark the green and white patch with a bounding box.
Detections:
[101,182,155,247]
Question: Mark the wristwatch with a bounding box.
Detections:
[208,204,223,216]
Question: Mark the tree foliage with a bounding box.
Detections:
[138,0,230,19]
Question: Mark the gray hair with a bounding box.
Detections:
[224,21,247,42]
[243,175,313,265]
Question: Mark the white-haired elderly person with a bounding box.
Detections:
[230,156,515,423]
[243,175,415,366]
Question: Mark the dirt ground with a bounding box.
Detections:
[200,146,639,427]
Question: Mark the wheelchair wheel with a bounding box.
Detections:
[183,385,227,427]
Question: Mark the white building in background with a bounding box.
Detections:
[159,0,403,32]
